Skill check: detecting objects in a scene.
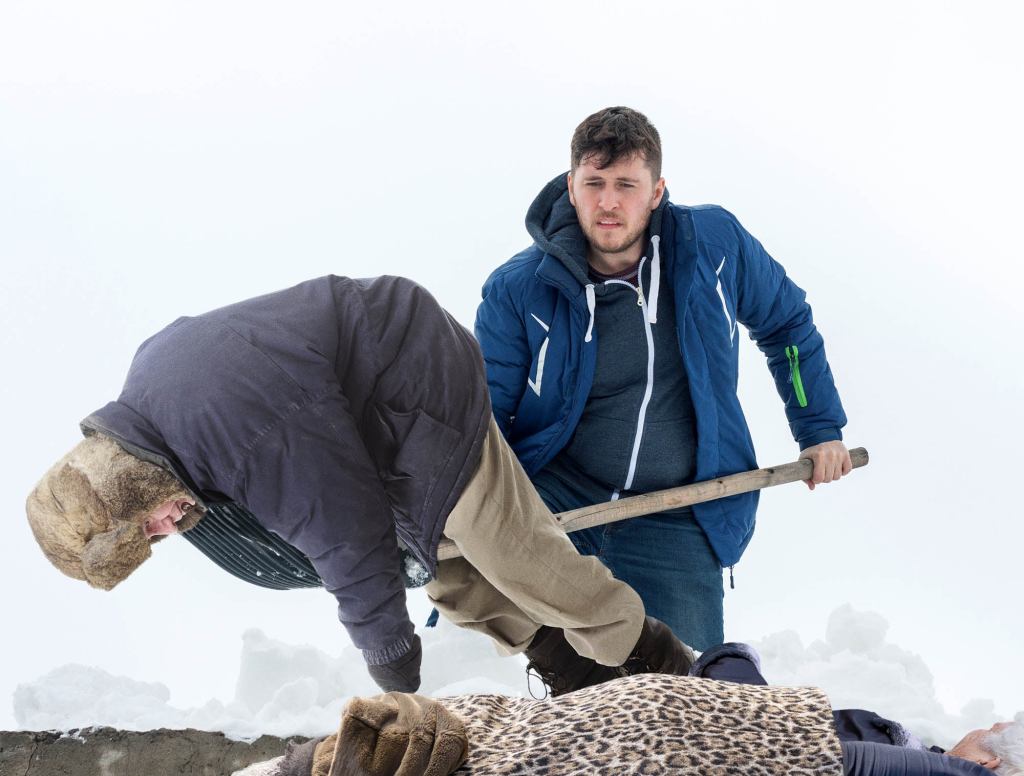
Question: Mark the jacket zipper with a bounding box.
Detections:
[603,258,654,499]
[785,345,808,408]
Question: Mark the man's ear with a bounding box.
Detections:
[567,171,576,207]
[650,177,666,210]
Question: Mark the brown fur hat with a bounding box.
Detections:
[25,434,203,590]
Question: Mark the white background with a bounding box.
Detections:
[1,0,1021,732]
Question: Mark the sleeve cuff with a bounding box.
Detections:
[798,427,843,450]
[362,636,415,666]
[688,642,764,678]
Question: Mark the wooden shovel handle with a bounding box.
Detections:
[435,447,869,562]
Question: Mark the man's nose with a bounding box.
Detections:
[598,189,619,211]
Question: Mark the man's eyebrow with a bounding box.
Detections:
[581,174,642,183]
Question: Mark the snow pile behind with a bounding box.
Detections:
[13,618,526,740]
[13,604,1020,748]
[750,603,1017,746]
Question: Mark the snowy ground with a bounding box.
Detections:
[13,604,1020,751]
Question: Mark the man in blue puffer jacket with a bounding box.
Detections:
[476,107,852,650]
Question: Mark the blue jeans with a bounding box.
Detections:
[567,509,724,651]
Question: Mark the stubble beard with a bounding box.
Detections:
[581,219,649,263]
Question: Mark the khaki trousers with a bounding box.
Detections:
[425,418,645,666]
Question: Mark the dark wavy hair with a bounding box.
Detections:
[571,106,662,178]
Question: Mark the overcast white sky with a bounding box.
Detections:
[1,0,1021,732]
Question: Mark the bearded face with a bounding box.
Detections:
[568,152,664,273]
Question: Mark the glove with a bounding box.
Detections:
[330,692,469,776]
[366,634,422,693]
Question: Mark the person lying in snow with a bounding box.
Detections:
[25,275,693,695]
[239,643,1022,776]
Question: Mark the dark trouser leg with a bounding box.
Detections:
[688,642,768,685]
[841,742,990,775]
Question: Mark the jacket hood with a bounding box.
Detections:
[525,171,671,289]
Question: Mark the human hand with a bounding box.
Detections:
[798,441,852,491]
[366,634,422,693]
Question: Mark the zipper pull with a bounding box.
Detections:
[636,256,647,306]
[784,345,809,408]
[729,565,735,590]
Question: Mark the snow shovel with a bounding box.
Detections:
[182,447,868,588]
[434,446,870,561]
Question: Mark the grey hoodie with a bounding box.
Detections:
[525,175,698,511]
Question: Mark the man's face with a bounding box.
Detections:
[567,153,665,264]
[143,498,195,539]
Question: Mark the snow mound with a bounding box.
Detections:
[13,618,525,740]
[753,603,1020,747]
[12,664,171,732]
[12,604,1019,751]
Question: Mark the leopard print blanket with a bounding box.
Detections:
[440,673,843,775]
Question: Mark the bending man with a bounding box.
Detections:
[26,275,692,694]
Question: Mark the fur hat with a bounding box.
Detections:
[25,434,203,590]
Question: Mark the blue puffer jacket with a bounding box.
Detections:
[475,173,846,567]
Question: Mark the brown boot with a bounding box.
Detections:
[621,616,696,676]
[524,626,626,697]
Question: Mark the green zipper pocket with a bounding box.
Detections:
[785,345,808,408]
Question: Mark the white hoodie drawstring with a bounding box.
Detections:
[647,235,661,324]
[584,284,596,342]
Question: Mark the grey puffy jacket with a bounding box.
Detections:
[83,275,490,663]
